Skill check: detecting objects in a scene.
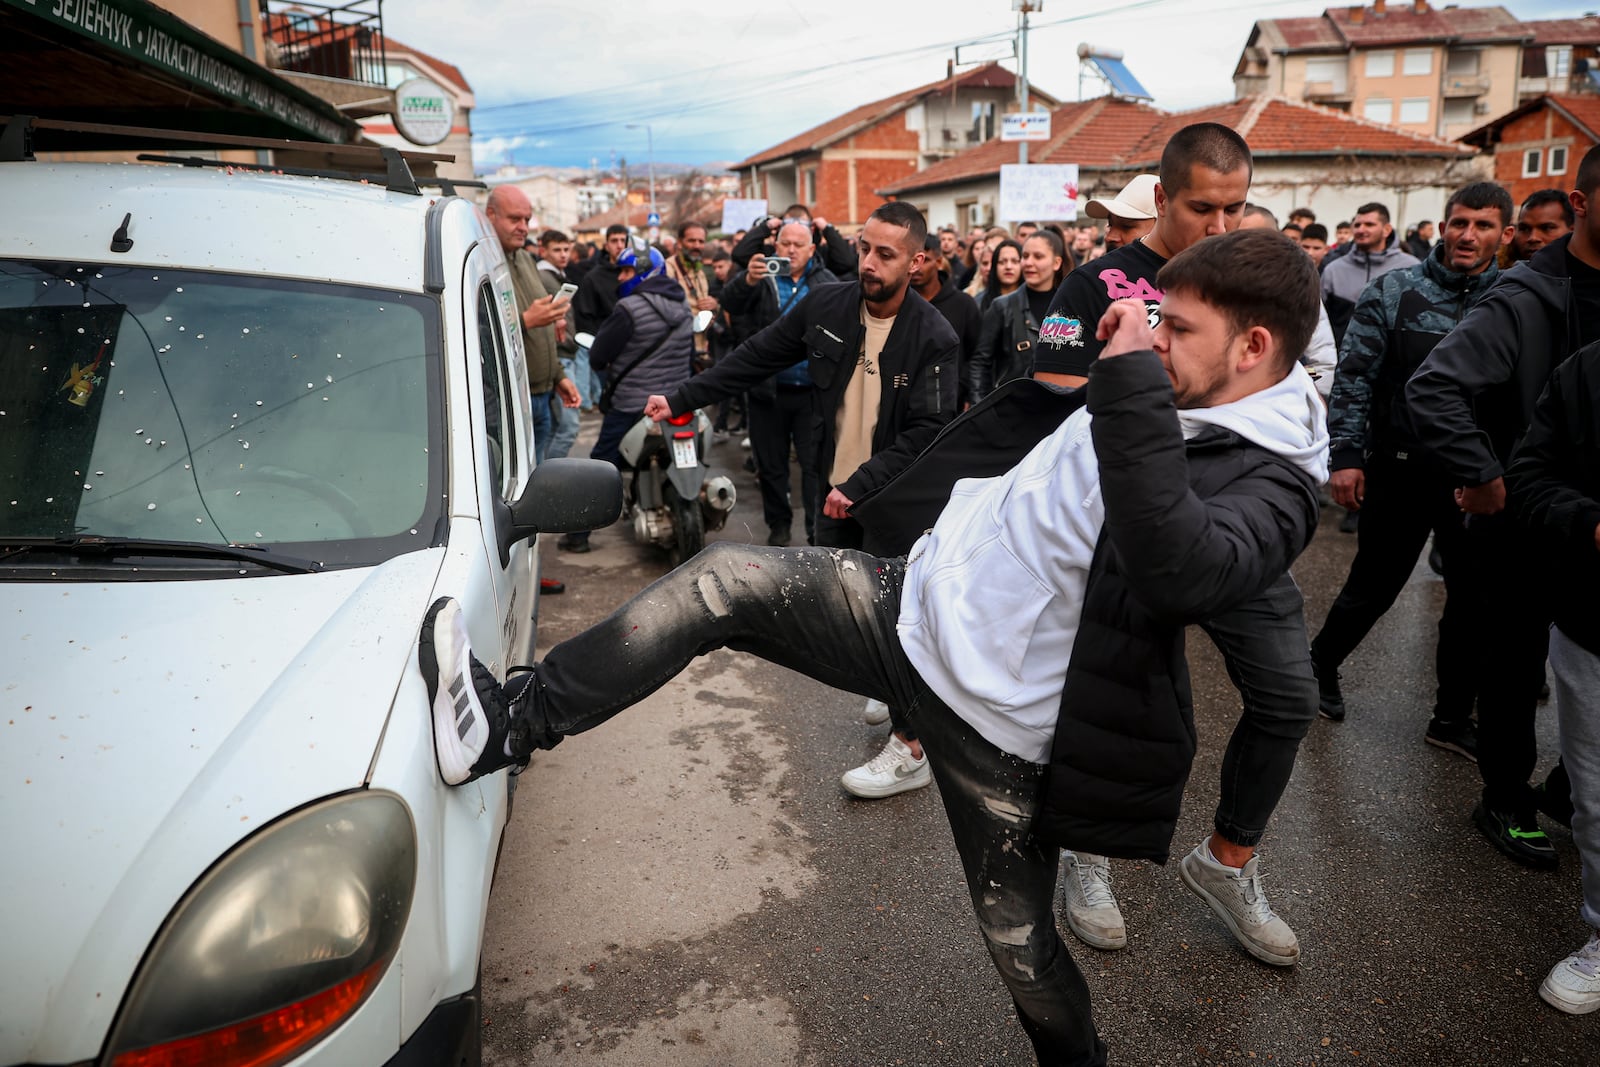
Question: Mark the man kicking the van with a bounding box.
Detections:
[418,228,1328,1066]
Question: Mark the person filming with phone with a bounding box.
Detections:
[718,220,839,547]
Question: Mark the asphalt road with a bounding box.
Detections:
[480,418,1595,1066]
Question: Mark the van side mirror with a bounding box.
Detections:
[496,459,622,563]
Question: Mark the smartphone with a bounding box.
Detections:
[555,282,579,302]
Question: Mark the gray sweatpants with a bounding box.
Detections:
[1550,625,1600,930]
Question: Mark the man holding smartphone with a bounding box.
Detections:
[484,188,581,463]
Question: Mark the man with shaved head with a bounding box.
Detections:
[483,185,581,592]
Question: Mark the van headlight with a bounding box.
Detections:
[103,791,415,1067]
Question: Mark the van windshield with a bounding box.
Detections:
[0,260,445,573]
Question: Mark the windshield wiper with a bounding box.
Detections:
[0,536,323,575]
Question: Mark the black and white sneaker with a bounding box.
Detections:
[420,597,518,785]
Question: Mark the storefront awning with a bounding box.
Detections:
[0,0,360,145]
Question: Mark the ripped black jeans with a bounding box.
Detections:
[515,540,1108,1067]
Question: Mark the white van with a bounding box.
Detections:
[0,149,619,1066]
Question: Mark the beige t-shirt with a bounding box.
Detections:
[831,306,894,486]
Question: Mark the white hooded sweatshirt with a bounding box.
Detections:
[897,364,1329,763]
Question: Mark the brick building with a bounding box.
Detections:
[731,63,1058,229]
[1459,94,1600,204]
[879,93,1479,236]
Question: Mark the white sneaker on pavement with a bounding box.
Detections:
[840,734,931,799]
[1540,930,1600,1014]
[862,698,891,725]
[1058,851,1127,950]
[1178,838,1300,966]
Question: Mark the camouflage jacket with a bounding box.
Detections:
[1326,246,1500,470]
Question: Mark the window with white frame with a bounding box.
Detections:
[1364,97,1394,124]
[1399,98,1430,124]
[1548,46,1573,78]
[1365,50,1396,78]
[1524,149,1543,178]
[1403,49,1432,76]
[1550,145,1570,175]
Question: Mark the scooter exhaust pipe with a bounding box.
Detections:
[700,475,737,531]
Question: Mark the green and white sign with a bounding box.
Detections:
[393,78,454,147]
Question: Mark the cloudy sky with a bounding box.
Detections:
[382,0,1596,172]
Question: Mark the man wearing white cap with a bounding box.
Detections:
[1083,173,1158,252]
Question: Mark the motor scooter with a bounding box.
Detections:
[580,310,737,563]
[617,406,736,563]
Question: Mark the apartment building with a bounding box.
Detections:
[1234,3,1600,143]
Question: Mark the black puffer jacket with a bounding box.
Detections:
[853,356,1321,862]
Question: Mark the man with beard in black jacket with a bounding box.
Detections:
[653,202,959,797]
[420,227,1327,1066]
[1405,143,1600,869]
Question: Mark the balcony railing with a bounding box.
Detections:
[262,0,387,86]
[1303,80,1353,102]
[1442,73,1491,97]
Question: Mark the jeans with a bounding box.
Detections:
[560,408,637,546]
[515,542,1107,1065]
[572,346,596,408]
[1200,573,1318,848]
[1550,626,1600,929]
[529,390,553,467]
[547,358,582,460]
[1310,454,1475,720]
[746,389,819,542]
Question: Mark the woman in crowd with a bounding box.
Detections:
[967,230,1067,401]
[980,238,1024,311]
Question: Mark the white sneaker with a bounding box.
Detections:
[740,436,751,450]
[420,597,515,785]
[862,698,891,725]
[1178,839,1300,966]
[840,734,931,799]
[1540,931,1600,1014]
[1059,851,1127,950]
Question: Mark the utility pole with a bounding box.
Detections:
[1015,1,1039,166]
[627,122,658,229]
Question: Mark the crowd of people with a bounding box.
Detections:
[461,124,1600,1062]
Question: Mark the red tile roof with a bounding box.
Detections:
[1523,17,1600,47]
[576,196,729,233]
[1259,3,1530,52]
[878,93,1471,196]
[1272,16,1346,52]
[1325,3,1525,47]
[382,37,473,95]
[735,62,1052,170]
[877,97,1163,194]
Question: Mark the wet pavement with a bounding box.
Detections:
[481,420,1595,1065]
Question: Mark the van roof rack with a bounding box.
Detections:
[1,115,457,196]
